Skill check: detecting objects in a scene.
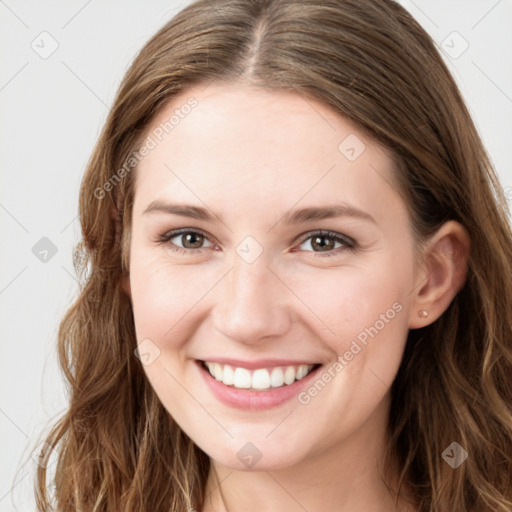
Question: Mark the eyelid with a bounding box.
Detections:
[157,228,357,255]
[295,229,355,248]
[158,227,216,249]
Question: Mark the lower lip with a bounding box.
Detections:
[196,360,322,411]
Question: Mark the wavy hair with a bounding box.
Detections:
[31,0,512,510]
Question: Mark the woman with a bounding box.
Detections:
[34,0,512,510]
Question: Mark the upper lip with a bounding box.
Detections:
[197,358,321,370]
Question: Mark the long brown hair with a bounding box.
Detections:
[31,0,512,510]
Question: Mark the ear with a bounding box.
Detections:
[408,220,470,329]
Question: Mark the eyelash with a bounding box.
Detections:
[156,228,357,257]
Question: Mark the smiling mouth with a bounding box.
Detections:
[198,360,322,391]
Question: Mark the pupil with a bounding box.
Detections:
[184,233,203,248]
[313,235,333,251]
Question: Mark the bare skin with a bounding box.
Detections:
[122,82,470,512]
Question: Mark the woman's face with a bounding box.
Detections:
[126,82,419,470]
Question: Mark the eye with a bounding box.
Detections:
[295,230,356,257]
[158,228,215,254]
[156,228,357,257]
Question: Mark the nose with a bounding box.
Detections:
[211,258,292,345]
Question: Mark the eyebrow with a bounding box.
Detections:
[142,200,377,225]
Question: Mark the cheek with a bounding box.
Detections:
[289,258,410,343]
[129,253,209,400]
[129,249,204,343]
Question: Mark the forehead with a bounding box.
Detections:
[132,83,403,223]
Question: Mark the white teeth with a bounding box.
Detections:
[270,367,284,387]
[222,364,235,385]
[296,364,309,380]
[252,368,271,390]
[213,362,223,381]
[233,367,252,388]
[203,361,316,390]
[283,366,296,385]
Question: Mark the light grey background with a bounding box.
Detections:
[1,1,511,510]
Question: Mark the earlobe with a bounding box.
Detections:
[408,220,470,329]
